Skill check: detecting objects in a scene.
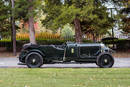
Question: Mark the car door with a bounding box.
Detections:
[65,44,79,60]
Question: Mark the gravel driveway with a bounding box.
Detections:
[0,57,130,68]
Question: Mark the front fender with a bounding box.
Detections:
[97,52,114,59]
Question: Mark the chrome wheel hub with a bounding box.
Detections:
[104,59,108,63]
[32,59,36,63]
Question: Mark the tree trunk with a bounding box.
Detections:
[92,33,96,42]
[11,0,16,56]
[74,18,82,43]
[28,17,36,44]
[28,0,36,44]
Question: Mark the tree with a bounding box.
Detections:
[28,0,36,44]
[81,3,114,41]
[120,1,130,33]
[42,0,114,42]
[42,0,93,43]
[0,0,11,37]
[109,0,130,34]
[11,0,16,56]
[0,0,18,55]
[121,18,130,33]
[15,0,43,44]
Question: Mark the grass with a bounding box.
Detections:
[0,68,130,87]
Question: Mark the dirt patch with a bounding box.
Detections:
[113,51,130,58]
[0,52,19,58]
[0,47,6,51]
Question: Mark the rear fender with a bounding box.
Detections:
[28,49,45,57]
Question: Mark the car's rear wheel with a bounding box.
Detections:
[25,52,43,68]
[97,53,114,68]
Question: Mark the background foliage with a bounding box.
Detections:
[0,0,11,37]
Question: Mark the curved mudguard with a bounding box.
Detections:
[19,49,45,63]
[97,52,114,64]
[97,52,114,59]
[28,49,45,57]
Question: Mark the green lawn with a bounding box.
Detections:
[0,68,130,87]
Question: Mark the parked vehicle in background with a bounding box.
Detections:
[18,42,114,68]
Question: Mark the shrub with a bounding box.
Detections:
[61,24,74,39]
[0,38,93,51]
[16,32,60,40]
[102,38,130,50]
[101,37,118,44]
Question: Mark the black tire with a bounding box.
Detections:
[25,52,43,68]
[97,53,114,68]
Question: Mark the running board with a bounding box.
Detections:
[18,62,26,65]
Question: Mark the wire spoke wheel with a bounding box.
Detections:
[97,54,114,68]
[26,52,43,68]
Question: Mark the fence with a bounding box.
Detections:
[115,35,130,39]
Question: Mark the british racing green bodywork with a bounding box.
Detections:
[19,42,112,64]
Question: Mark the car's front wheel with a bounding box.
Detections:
[25,52,43,68]
[97,53,114,68]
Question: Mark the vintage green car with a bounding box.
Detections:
[18,42,114,68]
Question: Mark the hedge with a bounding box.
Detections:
[102,39,130,50]
[0,39,93,51]
[102,38,129,44]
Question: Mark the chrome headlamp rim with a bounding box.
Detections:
[100,43,105,49]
